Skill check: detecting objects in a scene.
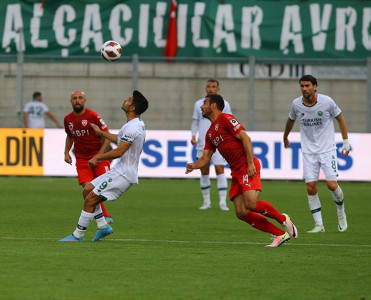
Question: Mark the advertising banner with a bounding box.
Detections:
[0,0,370,60]
[0,128,368,181]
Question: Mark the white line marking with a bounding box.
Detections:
[1,236,370,248]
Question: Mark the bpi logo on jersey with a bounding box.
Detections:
[68,122,73,131]
[82,120,88,126]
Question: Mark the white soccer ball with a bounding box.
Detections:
[101,40,122,61]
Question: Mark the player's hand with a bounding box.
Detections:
[185,163,196,174]
[247,164,256,177]
[88,157,98,169]
[341,139,350,157]
[91,123,103,137]
[64,153,72,165]
[191,136,196,146]
[283,137,291,149]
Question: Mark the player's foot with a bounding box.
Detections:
[92,225,113,241]
[105,217,114,224]
[307,225,325,233]
[219,204,229,211]
[199,203,211,210]
[59,234,84,242]
[266,232,290,247]
[282,213,298,239]
[338,212,348,232]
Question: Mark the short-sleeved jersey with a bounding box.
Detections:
[204,113,247,176]
[111,117,146,184]
[288,94,342,154]
[23,100,49,128]
[64,108,109,159]
[192,98,232,151]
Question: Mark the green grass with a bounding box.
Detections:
[0,177,370,300]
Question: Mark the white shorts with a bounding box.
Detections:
[302,150,338,183]
[91,169,132,201]
[196,149,226,166]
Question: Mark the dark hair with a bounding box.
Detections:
[206,79,219,87]
[206,94,225,111]
[33,91,41,99]
[132,90,149,115]
[299,75,318,86]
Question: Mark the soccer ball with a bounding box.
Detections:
[101,40,122,61]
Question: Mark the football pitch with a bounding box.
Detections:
[0,177,370,300]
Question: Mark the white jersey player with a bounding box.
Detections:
[60,90,149,242]
[284,75,350,234]
[23,92,61,128]
[191,79,232,211]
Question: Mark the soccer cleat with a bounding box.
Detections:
[282,213,298,238]
[307,225,325,233]
[266,232,290,247]
[105,217,114,224]
[338,212,348,232]
[199,203,211,210]
[92,225,113,241]
[219,204,229,211]
[59,234,84,242]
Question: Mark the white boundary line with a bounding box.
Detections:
[1,236,371,248]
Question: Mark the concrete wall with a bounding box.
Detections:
[0,62,367,133]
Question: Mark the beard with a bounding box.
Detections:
[73,105,84,113]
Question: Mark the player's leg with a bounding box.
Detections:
[94,160,113,222]
[213,151,229,211]
[198,150,211,209]
[303,154,325,233]
[321,151,347,232]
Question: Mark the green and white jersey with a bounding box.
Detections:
[112,117,146,184]
[289,94,342,154]
[23,100,49,128]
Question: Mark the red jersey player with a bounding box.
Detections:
[64,90,113,223]
[186,94,298,247]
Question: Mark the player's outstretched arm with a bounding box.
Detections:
[185,150,213,174]
[91,124,118,142]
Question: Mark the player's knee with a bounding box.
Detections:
[326,181,338,191]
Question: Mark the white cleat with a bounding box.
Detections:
[307,225,325,233]
[199,203,211,210]
[338,212,348,232]
[219,204,229,211]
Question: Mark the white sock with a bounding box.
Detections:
[94,204,108,229]
[200,175,211,205]
[308,194,323,227]
[73,210,94,238]
[217,174,227,206]
[331,186,345,213]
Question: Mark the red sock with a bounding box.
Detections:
[254,200,286,224]
[100,202,111,218]
[243,211,285,236]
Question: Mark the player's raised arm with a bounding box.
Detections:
[91,124,118,143]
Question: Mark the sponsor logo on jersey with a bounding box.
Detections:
[68,122,73,131]
[100,119,106,126]
[230,119,238,126]
[318,111,323,116]
[82,120,88,126]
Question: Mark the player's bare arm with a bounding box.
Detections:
[91,123,118,142]
[98,137,111,155]
[186,150,213,174]
[236,130,256,177]
[336,113,351,156]
[64,136,74,165]
[88,140,131,168]
[283,118,295,148]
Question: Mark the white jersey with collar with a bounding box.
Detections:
[192,98,232,151]
[111,117,146,184]
[288,93,342,154]
[23,100,49,128]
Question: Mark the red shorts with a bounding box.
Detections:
[75,159,110,185]
[229,157,262,201]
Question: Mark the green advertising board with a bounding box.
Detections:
[0,0,370,60]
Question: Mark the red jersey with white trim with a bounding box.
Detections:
[204,113,247,175]
[64,108,109,159]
